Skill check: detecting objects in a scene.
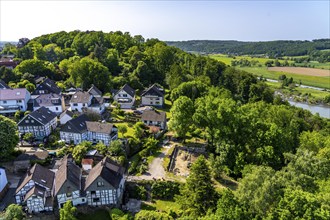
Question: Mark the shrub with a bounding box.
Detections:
[151,181,181,200]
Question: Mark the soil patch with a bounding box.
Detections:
[268,67,330,77]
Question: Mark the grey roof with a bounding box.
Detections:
[88,85,102,97]
[60,110,74,119]
[116,84,135,97]
[30,93,62,107]
[86,121,114,134]
[54,155,81,196]
[0,80,10,89]
[18,106,57,126]
[16,164,55,194]
[60,114,89,133]
[32,78,61,95]
[141,84,164,97]
[85,157,124,190]
[70,91,91,103]
[90,96,104,107]
[0,88,28,100]
[141,110,166,122]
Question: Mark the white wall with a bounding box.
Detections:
[0,168,8,192]
[60,114,72,125]
[141,96,163,107]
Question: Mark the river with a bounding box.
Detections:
[288,101,330,119]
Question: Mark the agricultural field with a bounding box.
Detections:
[210,54,330,89]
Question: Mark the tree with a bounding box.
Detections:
[176,156,217,217]
[133,122,146,139]
[0,115,19,159]
[23,132,34,143]
[60,200,77,220]
[135,210,173,220]
[117,124,128,138]
[109,140,124,156]
[169,96,194,141]
[5,204,24,220]
[72,141,91,164]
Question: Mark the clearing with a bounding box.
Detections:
[268,67,330,77]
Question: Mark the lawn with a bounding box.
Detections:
[114,122,135,138]
[141,200,181,213]
[77,209,110,220]
[238,66,330,89]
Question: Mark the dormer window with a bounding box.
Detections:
[16,92,21,96]
[97,181,104,187]
[41,179,47,184]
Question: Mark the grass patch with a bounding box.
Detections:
[238,66,329,89]
[77,209,110,220]
[141,200,181,213]
[147,147,162,164]
[114,122,135,138]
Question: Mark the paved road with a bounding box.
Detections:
[128,146,170,181]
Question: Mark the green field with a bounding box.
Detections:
[209,54,329,89]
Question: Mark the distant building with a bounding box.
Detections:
[0,167,9,201]
[141,110,167,130]
[60,114,118,145]
[0,80,10,89]
[32,78,62,95]
[113,84,135,109]
[0,88,31,114]
[0,56,18,69]
[141,84,164,107]
[17,106,58,140]
[28,93,65,115]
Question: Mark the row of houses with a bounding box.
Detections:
[15,155,125,213]
[0,78,165,116]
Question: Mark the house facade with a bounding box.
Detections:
[141,110,167,130]
[60,115,117,146]
[113,84,135,109]
[28,93,65,115]
[54,155,86,208]
[70,89,105,114]
[84,157,125,206]
[15,164,55,213]
[18,106,58,140]
[0,88,31,114]
[141,84,164,107]
[32,78,62,95]
[0,167,9,200]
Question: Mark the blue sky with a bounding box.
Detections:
[0,1,329,41]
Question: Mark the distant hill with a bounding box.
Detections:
[165,39,330,57]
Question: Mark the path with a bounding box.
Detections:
[127,146,170,181]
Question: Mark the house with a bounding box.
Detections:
[18,106,58,140]
[54,155,86,208]
[141,110,167,130]
[59,110,74,125]
[59,114,89,145]
[0,167,9,201]
[70,90,105,114]
[88,84,102,97]
[141,84,164,107]
[28,93,65,115]
[0,56,18,69]
[15,164,55,213]
[0,88,31,114]
[32,78,62,95]
[60,114,118,146]
[0,80,10,89]
[84,157,125,206]
[113,84,135,109]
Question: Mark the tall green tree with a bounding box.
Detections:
[169,96,194,141]
[176,156,217,217]
[5,204,24,220]
[0,115,19,159]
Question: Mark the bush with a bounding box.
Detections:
[151,181,181,200]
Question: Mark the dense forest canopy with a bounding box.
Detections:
[166,39,330,57]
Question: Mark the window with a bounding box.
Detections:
[156,98,160,100]
[83,103,85,107]
[150,102,153,104]
[3,101,7,104]
[66,192,72,197]
[25,120,29,123]
[91,191,96,195]
[93,198,100,202]
[156,102,160,104]
[73,103,78,106]
[123,94,127,97]
[55,107,58,111]
[97,182,104,187]
[17,100,22,103]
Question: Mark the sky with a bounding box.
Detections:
[0,0,329,42]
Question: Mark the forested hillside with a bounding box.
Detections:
[166,39,330,57]
[1,31,329,219]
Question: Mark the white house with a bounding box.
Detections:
[84,157,125,206]
[28,93,65,115]
[0,167,8,200]
[141,84,164,107]
[141,110,167,130]
[60,114,117,146]
[15,164,55,213]
[18,106,58,140]
[70,90,105,114]
[113,84,135,109]
[0,88,31,114]
[54,155,86,208]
